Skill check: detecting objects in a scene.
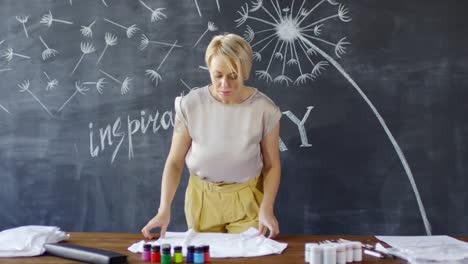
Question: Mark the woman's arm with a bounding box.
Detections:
[258,122,281,238]
[141,113,192,239]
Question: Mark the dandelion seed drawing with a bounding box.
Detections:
[43,71,59,90]
[0,40,4,46]
[180,79,196,91]
[0,103,10,114]
[18,80,53,117]
[40,11,74,28]
[0,68,12,72]
[39,36,59,60]
[83,78,107,94]
[193,0,221,17]
[103,18,139,38]
[138,0,167,22]
[198,65,208,71]
[236,0,431,235]
[16,15,30,38]
[96,32,117,65]
[145,40,178,86]
[58,81,89,112]
[99,69,132,95]
[2,48,30,62]
[139,34,182,51]
[71,42,96,75]
[101,0,108,7]
[80,20,96,38]
[193,21,217,47]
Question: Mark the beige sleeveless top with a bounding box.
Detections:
[175,85,281,183]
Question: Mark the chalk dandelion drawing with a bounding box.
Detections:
[139,34,182,51]
[145,40,178,86]
[58,81,89,112]
[2,48,30,61]
[83,78,107,94]
[18,80,53,117]
[193,0,221,17]
[99,69,132,95]
[71,42,96,75]
[16,15,30,38]
[236,0,431,235]
[80,20,96,38]
[235,0,351,85]
[138,0,167,22]
[193,21,218,47]
[103,18,139,38]
[40,11,74,27]
[43,72,59,91]
[96,32,117,65]
[39,36,59,60]
[0,68,11,72]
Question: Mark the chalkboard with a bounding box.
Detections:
[0,0,467,236]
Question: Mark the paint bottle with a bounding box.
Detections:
[186,245,195,263]
[142,244,151,262]
[352,241,362,262]
[321,244,336,264]
[161,246,171,264]
[203,245,210,263]
[174,246,183,263]
[194,246,204,264]
[150,245,160,263]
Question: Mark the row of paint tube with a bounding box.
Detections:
[305,240,362,264]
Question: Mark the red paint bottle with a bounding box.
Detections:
[151,245,160,263]
[203,245,210,263]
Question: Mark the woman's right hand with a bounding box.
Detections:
[141,208,171,239]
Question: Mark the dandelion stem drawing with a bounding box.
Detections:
[193,21,217,47]
[145,40,178,86]
[96,32,117,65]
[0,40,4,45]
[0,68,12,72]
[80,20,96,38]
[18,80,53,117]
[101,0,108,7]
[236,0,431,235]
[2,48,30,61]
[103,18,139,38]
[58,81,89,112]
[139,34,182,51]
[43,71,59,90]
[16,15,30,38]
[71,42,96,75]
[138,0,167,22]
[99,69,132,95]
[40,11,73,27]
[39,36,59,60]
[83,78,106,94]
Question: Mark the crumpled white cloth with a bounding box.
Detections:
[0,226,69,257]
[128,227,287,258]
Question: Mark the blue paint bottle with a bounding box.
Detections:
[186,245,195,263]
[194,246,204,264]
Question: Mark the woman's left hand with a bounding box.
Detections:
[258,205,280,238]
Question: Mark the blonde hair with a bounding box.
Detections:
[205,33,253,82]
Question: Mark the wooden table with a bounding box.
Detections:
[3,232,464,263]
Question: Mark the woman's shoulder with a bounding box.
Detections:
[176,85,208,108]
[250,87,280,110]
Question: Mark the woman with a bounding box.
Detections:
[141,33,282,239]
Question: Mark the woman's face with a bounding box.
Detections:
[209,56,244,103]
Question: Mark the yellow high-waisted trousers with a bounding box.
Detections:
[184,174,263,233]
